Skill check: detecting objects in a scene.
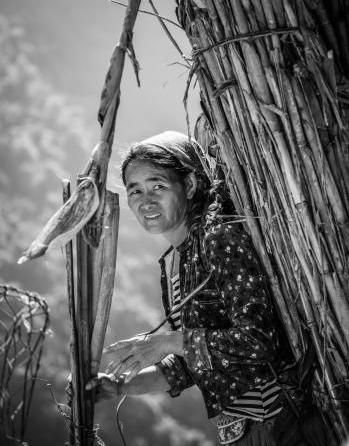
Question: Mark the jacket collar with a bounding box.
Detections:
[158,220,201,263]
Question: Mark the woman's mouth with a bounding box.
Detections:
[144,213,161,221]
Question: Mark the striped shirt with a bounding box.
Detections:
[223,378,282,421]
[168,273,283,423]
[169,273,182,330]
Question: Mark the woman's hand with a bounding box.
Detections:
[104,331,183,382]
[85,373,124,402]
[86,366,171,398]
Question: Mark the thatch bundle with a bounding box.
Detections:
[176,0,349,440]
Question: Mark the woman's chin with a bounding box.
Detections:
[141,222,165,234]
[144,227,162,235]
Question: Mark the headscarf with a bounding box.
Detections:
[135,131,212,181]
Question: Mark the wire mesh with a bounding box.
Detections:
[0,284,49,445]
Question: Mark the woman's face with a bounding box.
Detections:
[125,160,195,243]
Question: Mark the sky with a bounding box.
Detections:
[1,0,199,144]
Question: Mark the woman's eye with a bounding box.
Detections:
[128,189,141,197]
[153,184,165,191]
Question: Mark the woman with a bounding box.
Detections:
[87,131,332,445]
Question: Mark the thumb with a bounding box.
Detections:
[86,379,98,391]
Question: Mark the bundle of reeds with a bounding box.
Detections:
[64,183,120,446]
[176,0,349,440]
[61,1,140,444]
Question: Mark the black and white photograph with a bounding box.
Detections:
[0,1,348,445]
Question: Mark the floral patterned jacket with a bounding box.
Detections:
[157,221,292,419]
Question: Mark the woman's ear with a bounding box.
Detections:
[184,173,197,200]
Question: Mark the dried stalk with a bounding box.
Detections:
[76,216,94,445]
[63,180,81,445]
[179,0,349,438]
[18,178,99,263]
[90,191,120,375]
[110,0,182,29]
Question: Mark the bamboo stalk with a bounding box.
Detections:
[83,0,141,248]
[197,67,302,356]
[282,73,348,293]
[218,0,349,344]
[71,3,140,443]
[90,191,120,376]
[76,213,95,445]
[293,76,349,229]
[62,180,81,445]
[298,281,349,439]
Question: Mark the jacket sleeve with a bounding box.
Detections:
[157,354,195,397]
[182,223,280,383]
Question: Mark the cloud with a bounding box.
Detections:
[132,394,215,446]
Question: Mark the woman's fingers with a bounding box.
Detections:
[103,342,126,354]
[103,334,148,354]
[102,333,167,379]
[86,373,110,390]
[113,354,138,376]
[104,338,136,353]
[108,351,146,378]
[86,378,98,391]
[85,373,121,404]
[104,342,148,375]
[105,360,117,374]
[104,348,131,372]
[124,362,142,383]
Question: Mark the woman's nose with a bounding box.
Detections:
[141,192,157,208]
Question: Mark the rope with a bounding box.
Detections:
[193,27,300,57]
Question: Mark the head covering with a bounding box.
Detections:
[138,131,212,180]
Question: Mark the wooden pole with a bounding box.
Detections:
[76,219,95,445]
[62,180,81,445]
[66,1,140,443]
[64,185,120,446]
[90,191,120,376]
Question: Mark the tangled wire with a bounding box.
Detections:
[0,284,49,445]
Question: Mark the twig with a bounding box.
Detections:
[183,60,199,139]
[147,0,191,67]
[110,0,182,29]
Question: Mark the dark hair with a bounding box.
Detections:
[121,144,197,185]
[121,131,233,227]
